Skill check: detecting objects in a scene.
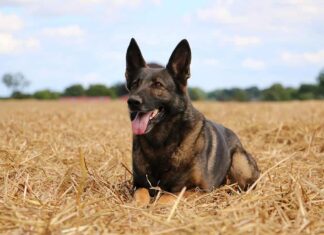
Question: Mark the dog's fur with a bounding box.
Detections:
[125,38,260,205]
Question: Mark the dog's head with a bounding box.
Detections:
[125,38,192,135]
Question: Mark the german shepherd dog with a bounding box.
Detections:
[125,38,260,205]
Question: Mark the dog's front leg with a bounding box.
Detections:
[134,188,150,206]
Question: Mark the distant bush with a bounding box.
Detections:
[2,68,324,101]
[110,83,128,97]
[245,86,261,101]
[189,87,207,101]
[11,91,32,99]
[63,84,85,97]
[86,84,116,98]
[207,88,249,101]
[34,90,60,100]
[261,83,291,101]
[297,84,318,100]
[231,88,248,101]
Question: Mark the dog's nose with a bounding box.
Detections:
[127,95,142,108]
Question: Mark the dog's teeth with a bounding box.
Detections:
[149,109,159,120]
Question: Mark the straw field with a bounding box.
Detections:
[0,100,323,234]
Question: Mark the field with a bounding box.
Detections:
[0,100,323,234]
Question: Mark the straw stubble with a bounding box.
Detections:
[0,100,323,234]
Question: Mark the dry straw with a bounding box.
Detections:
[0,100,323,234]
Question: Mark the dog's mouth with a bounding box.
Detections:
[130,107,164,135]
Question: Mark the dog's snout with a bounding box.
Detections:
[127,95,142,108]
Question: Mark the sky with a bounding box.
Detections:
[0,0,323,96]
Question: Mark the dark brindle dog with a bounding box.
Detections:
[125,38,260,205]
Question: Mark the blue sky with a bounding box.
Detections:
[0,0,323,96]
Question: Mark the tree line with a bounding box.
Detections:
[1,69,324,101]
[188,69,324,101]
[1,74,128,100]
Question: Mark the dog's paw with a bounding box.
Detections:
[134,188,150,206]
[156,194,177,205]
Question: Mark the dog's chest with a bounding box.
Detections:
[140,152,194,192]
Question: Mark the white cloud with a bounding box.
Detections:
[197,4,242,24]
[242,58,266,70]
[78,0,103,3]
[230,36,261,47]
[211,31,262,47]
[106,0,142,7]
[0,0,38,6]
[196,0,324,34]
[281,50,324,65]
[41,25,85,40]
[0,13,24,32]
[275,0,324,21]
[150,0,161,5]
[0,0,143,16]
[0,33,40,54]
[79,73,101,86]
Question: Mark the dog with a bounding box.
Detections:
[125,38,260,205]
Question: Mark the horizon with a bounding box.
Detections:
[0,0,323,96]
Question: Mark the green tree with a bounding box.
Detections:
[110,83,128,97]
[2,73,30,93]
[317,69,324,98]
[11,91,32,99]
[245,86,261,101]
[317,69,324,86]
[231,88,248,101]
[188,87,207,101]
[297,84,317,100]
[34,90,60,99]
[86,84,116,98]
[262,83,291,101]
[207,89,231,101]
[63,84,85,96]
[286,87,298,100]
[207,88,248,101]
[207,89,222,100]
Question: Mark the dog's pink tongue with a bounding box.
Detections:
[131,112,152,135]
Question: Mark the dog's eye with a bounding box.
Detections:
[131,79,139,89]
[152,81,163,88]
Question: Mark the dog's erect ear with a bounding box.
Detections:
[166,39,191,90]
[125,38,146,89]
